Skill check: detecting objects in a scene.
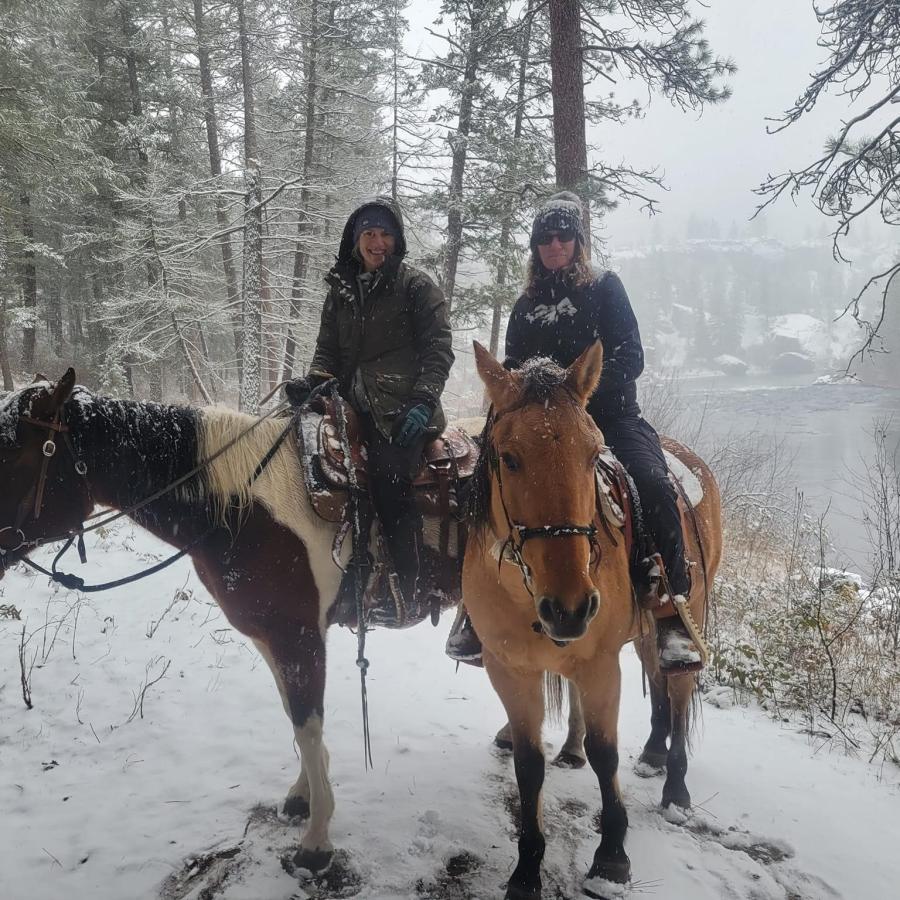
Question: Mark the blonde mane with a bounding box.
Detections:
[197,407,314,532]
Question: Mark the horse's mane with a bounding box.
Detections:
[65,388,205,514]
[61,389,310,530]
[466,357,572,528]
[197,406,316,532]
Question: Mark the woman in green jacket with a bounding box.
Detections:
[287,197,454,616]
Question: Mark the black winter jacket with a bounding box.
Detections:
[308,197,454,438]
[504,270,644,424]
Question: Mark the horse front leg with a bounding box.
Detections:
[578,656,631,895]
[484,653,547,900]
[253,629,334,871]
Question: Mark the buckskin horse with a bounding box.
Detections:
[463,342,722,900]
[0,369,471,873]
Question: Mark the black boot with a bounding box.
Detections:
[332,554,373,626]
[369,512,423,626]
[389,525,422,613]
[655,565,703,676]
[445,606,483,666]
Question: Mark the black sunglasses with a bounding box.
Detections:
[537,228,576,246]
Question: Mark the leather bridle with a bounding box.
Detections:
[487,410,601,598]
[0,406,91,559]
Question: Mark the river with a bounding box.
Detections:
[675,374,899,576]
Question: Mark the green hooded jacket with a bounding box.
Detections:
[308,197,454,438]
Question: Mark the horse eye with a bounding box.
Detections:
[501,452,520,473]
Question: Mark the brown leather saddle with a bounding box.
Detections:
[293,397,479,628]
[295,396,479,524]
[595,448,696,618]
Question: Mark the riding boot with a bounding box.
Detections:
[367,509,423,626]
[387,518,422,613]
[654,565,705,676]
[445,604,483,666]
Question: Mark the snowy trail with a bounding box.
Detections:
[1,525,897,900]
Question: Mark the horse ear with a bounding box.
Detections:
[32,373,49,384]
[565,341,604,404]
[473,341,521,411]
[49,368,77,409]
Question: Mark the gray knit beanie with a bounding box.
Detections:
[530,191,586,249]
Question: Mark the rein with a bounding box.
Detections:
[7,400,296,592]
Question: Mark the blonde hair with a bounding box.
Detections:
[524,241,594,297]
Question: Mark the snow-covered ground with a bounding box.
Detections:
[1,525,897,900]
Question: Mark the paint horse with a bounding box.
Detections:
[463,342,722,899]
[0,370,460,872]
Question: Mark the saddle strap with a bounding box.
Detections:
[436,468,451,558]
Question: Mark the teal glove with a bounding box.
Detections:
[392,402,431,447]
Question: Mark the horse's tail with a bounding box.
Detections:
[543,672,566,726]
[685,679,703,753]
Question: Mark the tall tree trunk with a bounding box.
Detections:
[48,229,64,357]
[390,0,400,201]
[193,0,241,355]
[121,0,163,400]
[490,0,534,357]
[19,193,37,372]
[172,313,213,403]
[441,8,485,311]
[237,0,263,414]
[548,0,591,246]
[282,0,320,382]
[0,295,14,390]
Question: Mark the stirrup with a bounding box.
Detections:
[657,603,704,677]
[445,608,483,667]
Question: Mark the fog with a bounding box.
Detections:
[409,0,892,250]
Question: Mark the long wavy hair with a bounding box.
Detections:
[524,240,594,297]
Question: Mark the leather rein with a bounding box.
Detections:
[1,400,295,592]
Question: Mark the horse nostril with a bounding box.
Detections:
[538,597,554,623]
[588,592,600,618]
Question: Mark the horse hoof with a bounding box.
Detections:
[283,795,310,819]
[552,750,587,769]
[292,846,333,873]
[637,747,667,770]
[494,735,513,752]
[505,880,541,899]
[662,783,692,810]
[585,855,631,888]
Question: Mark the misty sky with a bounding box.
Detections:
[406,1,873,250]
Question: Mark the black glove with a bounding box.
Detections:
[391,399,434,447]
[284,373,329,406]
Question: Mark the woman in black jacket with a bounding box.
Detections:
[448,192,699,674]
[287,197,454,620]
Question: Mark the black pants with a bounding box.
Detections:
[599,415,689,596]
[358,413,426,575]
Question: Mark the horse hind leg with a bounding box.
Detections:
[634,633,671,773]
[498,680,585,768]
[494,720,513,751]
[552,679,586,769]
[661,674,697,810]
[253,632,335,871]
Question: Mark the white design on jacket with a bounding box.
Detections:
[525,296,577,326]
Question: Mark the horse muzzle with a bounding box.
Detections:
[535,589,600,642]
